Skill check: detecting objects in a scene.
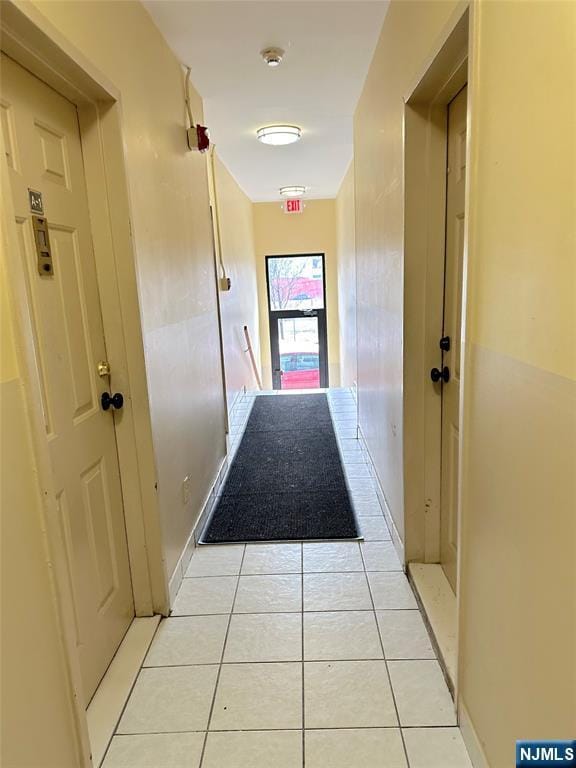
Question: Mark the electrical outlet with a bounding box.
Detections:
[182,475,191,505]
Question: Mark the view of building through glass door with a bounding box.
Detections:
[266,254,328,390]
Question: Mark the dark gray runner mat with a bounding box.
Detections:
[202,394,359,543]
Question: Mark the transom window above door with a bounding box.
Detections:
[266,255,325,311]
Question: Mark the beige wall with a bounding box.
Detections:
[458,0,576,763]
[210,154,261,410]
[253,199,340,389]
[354,0,462,542]
[466,0,575,381]
[29,0,227,582]
[335,161,357,388]
[355,0,576,764]
[2,1,235,763]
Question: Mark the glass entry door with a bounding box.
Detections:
[266,254,328,390]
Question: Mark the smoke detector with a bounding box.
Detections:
[261,47,284,67]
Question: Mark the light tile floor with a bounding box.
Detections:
[102,388,472,767]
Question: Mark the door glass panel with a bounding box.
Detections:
[267,255,324,310]
[278,316,320,390]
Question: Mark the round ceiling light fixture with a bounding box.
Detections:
[261,47,285,67]
[257,125,302,146]
[279,186,306,197]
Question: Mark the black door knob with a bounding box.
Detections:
[101,391,124,411]
[430,366,450,383]
[439,336,451,351]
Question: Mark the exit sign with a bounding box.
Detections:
[283,198,303,214]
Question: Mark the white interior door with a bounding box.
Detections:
[1,54,134,703]
[440,85,467,593]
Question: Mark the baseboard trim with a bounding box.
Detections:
[87,616,160,766]
[167,454,229,607]
[458,700,490,768]
[357,424,405,566]
[407,562,457,693]
[227,387,245,420]
[167,391,257,605]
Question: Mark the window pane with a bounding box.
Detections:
[298,354,319,370]
[280,353,296,372]
[267,255,324,310]
[277,316,320,390]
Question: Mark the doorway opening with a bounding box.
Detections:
[402,7,470,694]
[438,84,467,593]
[2,52,135,704]
[266,254,329,390]
[1,5,168,762]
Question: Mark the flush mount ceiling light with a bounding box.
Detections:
[257,125,302,146]
[261,47,285,67]
[279,186,306,197]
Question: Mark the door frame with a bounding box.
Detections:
[1,2,168,760]
[401,3,473,700]
[402,6,469,563]
[265,253,329,390]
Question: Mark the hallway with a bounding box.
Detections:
[103,390,471,768]
[2,2,574,767]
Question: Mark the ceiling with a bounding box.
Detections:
[144,1,389,202]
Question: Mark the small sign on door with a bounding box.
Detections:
[283,198,303,214]
[28,189,44,214]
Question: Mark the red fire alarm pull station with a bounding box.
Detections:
[184,66,210,152]
[187,124,210,153]
[283,198,303,214]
